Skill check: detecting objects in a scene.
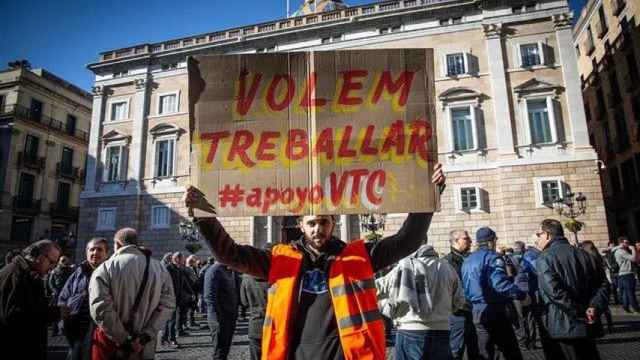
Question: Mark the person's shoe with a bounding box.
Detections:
[169,341,180,349]
[623,307,633,313]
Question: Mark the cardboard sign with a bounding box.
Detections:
[188,49,437,216]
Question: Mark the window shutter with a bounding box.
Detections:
[515,43,522,68]
[441,54,448,77]
[474,106,485,149]
[466,53,479,75]
[479,188,490,212]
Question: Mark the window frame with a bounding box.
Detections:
[533,176,565,208]
[107,98,130,122]
[150,205,171,229]
[518,42,544,68]
[447,103,479,153]
[96,207,117,231]
[445,53,467,77]
[454,183,487,213]
[522,95,559,146]
[103,144,124,182]
[157,91,180,115]
[153,136,176,178]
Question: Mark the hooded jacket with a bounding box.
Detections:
[376,245,465,330]
[89,245,176,358]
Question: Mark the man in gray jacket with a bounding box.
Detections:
[614,237,639,313]
[89,228,176,359]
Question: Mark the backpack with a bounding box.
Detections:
[605,251,620,274]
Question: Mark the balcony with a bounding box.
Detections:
[12,196,41,215]
[56,163,83,182]
[613,0,626,16]
[17,152,46,171]
[49,203,79,220]
[1,104,89,143]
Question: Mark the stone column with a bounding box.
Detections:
[128,77,150,191]
[553,13,592,151]
[340,214,350,241]
[483,23,517,159]
[83,85,106,194]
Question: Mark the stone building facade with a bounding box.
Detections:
[0,63,91,256]
[79,0,608,258]
[574,0,640,243]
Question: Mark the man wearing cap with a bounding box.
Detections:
[462,227,531,360]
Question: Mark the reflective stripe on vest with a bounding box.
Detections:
[262,240,385,360]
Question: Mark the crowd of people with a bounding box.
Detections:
[0,164,638,360]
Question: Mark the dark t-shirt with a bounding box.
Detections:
[198,212,432,360]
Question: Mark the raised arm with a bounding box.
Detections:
[185,186,271,279]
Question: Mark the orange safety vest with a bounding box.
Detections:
[261,240,386,360]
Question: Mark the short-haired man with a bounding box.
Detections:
[612,236,640,313]
[462,227,530,360]
[185,163,445,359]
[535,219,609,360]
[0,240,64,359]
[58,237,109,360]
[185,255,200,328]
[443,229,479,360]
[90,228,176,359]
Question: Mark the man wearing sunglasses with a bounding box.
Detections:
[535,219,609,360]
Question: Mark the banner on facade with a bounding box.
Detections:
[188,49,437,217]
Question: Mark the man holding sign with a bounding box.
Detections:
[183,163,443,360]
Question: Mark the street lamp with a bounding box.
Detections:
[552,192,587,245]
[359,213,386,242]
[179,221,202,254]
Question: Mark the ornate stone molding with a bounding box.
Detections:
[438,87,484,109]
[149,123,185,140]
[92,85,104,96]
[134,78,147,90]
[102,130,132,145]
[514,78,563,100]
[482,23,503,39]
[552,13,572,31]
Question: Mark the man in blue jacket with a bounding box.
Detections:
[204,262,239,360]
[462,227,530,360]
[58,237,109,359]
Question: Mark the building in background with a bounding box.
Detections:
[79,0,608,257]
[0,60,91,255]
[574,0,640,243]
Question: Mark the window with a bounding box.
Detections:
[105,146,122,182]
[113,70,128,78]
[155,139,175,177]
[610,167,622,195]
[110,101,128,121]
[460,187,478,210]
[24,134,39,160]
[56,182,71,209]
[0,94,5,112]
[621,159,636,190]
[520,43,541,67]
[575,45,580,57]
[614,109,629,152]
[30,98,43,121]
[61,147,73,173]
[451,107,475,151]
[97,208,116,230]
[597,6,608,37]
[66,114,76,135]
[159,93,178,114]
[151,205,171,229]
[586,27,595,54]
[446,53,466,76]
[527,99,553,144]
[541,180,560,204]
[534,177,565,207]
[18,173,35,202]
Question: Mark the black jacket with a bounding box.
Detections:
[444,247,472,313]
[536,237,609,339]
[0,256,60,359]
[166,263,195,307]
[203,263,239,315]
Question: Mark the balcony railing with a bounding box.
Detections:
[56,163,83,181]
[1,104,89,142]
[98,0,457,62]
[49,203,79,220]
[12,196,41,215]
[17,151,46,171]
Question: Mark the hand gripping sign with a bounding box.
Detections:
[188,49,438,216]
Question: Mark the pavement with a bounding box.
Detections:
[47,307,640,359]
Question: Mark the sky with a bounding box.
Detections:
[1,0,586,92]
